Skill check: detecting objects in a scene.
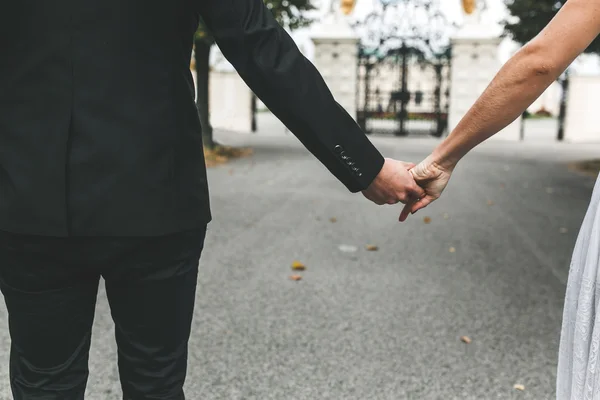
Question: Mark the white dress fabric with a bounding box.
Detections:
[558,174,600,399]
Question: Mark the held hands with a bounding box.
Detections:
[361,158,426,216]
[362,156,454,221]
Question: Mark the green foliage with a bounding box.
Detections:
[264,0,315,31]
[503,0,600,54]
[194,17,215,46]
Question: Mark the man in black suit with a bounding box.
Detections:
[0,0,424,398]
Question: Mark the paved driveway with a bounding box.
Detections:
[1,131,599,399]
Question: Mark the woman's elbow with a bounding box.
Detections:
[519,41,559,78]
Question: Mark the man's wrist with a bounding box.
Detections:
[361,157,386,192]
[362,152,385,191]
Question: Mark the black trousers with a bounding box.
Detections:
[0,227,207,400]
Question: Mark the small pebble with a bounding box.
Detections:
[339,245,358,253]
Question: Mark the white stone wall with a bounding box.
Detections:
[564,75,600,143]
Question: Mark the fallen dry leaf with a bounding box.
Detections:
[291,261,306,271]
[423,216,431,224]
[570,159,600,177]
[487,200,495,206]
[513,384,525,391]
[329,217,337,223]
[460,336,472,344]
[366,245,379,251]
[204,146,253,168]
[449,247,456,253]
[289,275,302,281]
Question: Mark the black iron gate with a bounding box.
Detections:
[356,44,451,137]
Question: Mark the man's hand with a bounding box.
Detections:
[398,155,454,222]
[362,158,426,210]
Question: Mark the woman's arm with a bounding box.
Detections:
[435,0,600,168]
[402,0,600,219]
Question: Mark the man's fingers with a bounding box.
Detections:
[408,184,426,200]
[397,185,425,205]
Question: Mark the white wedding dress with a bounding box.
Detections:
[557,174,600,399]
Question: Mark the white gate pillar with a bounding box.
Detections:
[310,14,359,120]
[449,23,522,140]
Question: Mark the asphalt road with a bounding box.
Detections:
[1,130,599,400]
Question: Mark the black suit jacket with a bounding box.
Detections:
[0,0,384,237]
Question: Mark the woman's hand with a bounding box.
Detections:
[398,155,454,222]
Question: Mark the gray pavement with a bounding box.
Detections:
[1,127,600,399]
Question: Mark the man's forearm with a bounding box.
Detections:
[198,0,384,192]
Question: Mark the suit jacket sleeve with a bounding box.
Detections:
[197,0,385,193]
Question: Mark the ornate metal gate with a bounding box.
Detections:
[356,45,450,137]
[353,0,452,137]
